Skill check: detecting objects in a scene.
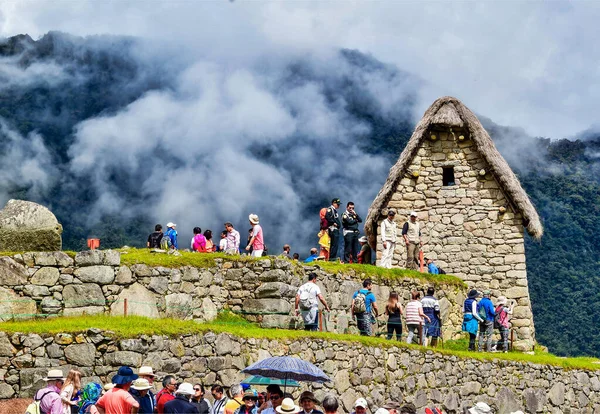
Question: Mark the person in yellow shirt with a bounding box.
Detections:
[224,384,244,414]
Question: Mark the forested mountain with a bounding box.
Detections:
[0,32,599,356]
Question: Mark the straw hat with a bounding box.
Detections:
[249,214,260,225]
[275,398,301,414]
[131,378,152,391]
[138,366,156,377]
[496,296,507,306]
[43,369,65,381]
[175,383,195,396]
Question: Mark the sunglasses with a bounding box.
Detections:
[194,388,201,391]
[270,396,281,400]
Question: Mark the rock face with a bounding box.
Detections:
[0,199,62,251]
[0,287,37,321]
[1,329,599,412]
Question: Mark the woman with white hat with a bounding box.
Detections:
[164,383,199,414]
[494,296,515,352]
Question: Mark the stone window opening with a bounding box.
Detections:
[443,167,455,186]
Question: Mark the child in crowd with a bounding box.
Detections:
[61,369,81,414]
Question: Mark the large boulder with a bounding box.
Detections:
[110,283,159,318]
[0,199,62,251]
[0,287,37,321]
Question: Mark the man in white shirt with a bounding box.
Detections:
[211,385,228,414]
[224,222,240,254]
[295,273,330,331]
[379,209,397,269]
[219,231,228,252]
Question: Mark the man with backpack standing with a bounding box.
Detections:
[295,273,331,331]
[477,290,496,352]
[325,198,342,261]
[31,369,65,414]
[351,279,378,336]
[342,201,362,263]
[494,296,515,352]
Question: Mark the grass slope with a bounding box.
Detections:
[313,262,466,287]
[1,314,598,371]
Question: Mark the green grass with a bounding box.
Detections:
[118,248,260,268]
[312,261,466,287]
[0,251,77,258]
[1,315,598,371]
[2,248,463,286]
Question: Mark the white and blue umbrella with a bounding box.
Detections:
[242,356,331,383]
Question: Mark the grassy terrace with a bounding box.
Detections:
[118,248,466,287]
[0,248,465,286]
[1,314,598,371]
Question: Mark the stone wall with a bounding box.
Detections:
[376,128,535,350]
[1,330,598,413]
[0,250,466,340]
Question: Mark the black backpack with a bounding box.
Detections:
[149,232,163,248]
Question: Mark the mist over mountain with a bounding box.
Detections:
[1,32,599,356]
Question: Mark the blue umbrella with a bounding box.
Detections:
[242,356,330,383]
[241,375,301,388]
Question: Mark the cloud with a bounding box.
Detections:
[3,1,600,137]
[65,51,407,250]
[0,119,58,205]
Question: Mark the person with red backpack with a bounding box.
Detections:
[494,296,515,352]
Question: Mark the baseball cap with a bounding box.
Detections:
[354,398,368,409]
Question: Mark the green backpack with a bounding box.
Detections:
[477,302,487,320]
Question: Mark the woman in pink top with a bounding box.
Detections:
[404,290,430,345]
[192,227,207,252]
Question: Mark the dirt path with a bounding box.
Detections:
[0,398,30,413]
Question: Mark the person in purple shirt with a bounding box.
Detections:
[34,369,65,414]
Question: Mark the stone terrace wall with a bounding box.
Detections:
[0,251,466,340]
[1,330,599,413]
[377,128,535,350]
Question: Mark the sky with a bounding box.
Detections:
[1,0,600,138]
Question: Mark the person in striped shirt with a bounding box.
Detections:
[404,290,430,345]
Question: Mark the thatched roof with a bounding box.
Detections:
[365,96,543,248]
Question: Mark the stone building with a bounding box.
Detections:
[364,96,543,350]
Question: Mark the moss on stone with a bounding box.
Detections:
[1,314,598,371]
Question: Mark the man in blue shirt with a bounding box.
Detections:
[304,248,320,263]
[426,258,439,275]
[165,222,178,250]
[477,290,496,352]
[350,279,378,336]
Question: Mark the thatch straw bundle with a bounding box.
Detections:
[365,96,543,249]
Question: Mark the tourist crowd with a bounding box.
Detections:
[295,273,514,352]
[146,200,444,274]
[30,366,522,414]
